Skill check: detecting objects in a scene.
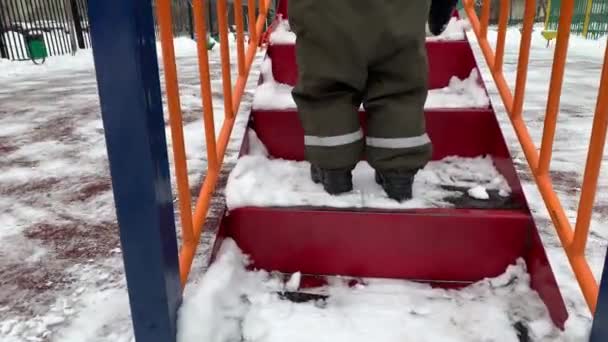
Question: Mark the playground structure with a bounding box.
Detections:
[86,0,608,341]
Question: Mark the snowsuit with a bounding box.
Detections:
[288,0,433,172]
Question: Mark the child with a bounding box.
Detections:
[289,0,458,201]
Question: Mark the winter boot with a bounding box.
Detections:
[311,165,353,195]
[428,0,459,35]
[375,169,418,201]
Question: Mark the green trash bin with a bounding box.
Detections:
[24,32,47,63]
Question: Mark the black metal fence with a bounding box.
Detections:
[0,0,90,61]
[152,0,195,39]
[150,0,277,41]
[0,0,277,61]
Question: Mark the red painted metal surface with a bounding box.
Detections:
[525,226,570,329]
[277,0,288,17]
[207,0,569,331]
[252,109,502,160]
[267,41,478,89]
[220,208,529,280]
[251,108,528,204]
[215,207,567,328]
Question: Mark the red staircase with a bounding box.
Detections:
[212,3,569,329]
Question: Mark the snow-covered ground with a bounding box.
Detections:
[0,37,264,342]
[1,19,607,342]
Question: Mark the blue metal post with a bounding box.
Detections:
[590,246,608,341]
[87,1,181,342]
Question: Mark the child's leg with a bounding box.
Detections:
[363,38,432,173]
[288,1,367,172]
[362,1,433,201]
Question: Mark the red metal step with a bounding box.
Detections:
[268,41,478,89]
[252,109,503,162]
[250,108,527,206]
[208,7,569,332]
[214,206,567,327]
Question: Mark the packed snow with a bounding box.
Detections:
[252,57,489,110]
[177,238,566,342]
[268,17,470,45]
[468,185,490,200]
[426,17,471,41]
[225,130,510,210]
[268,19,296,45]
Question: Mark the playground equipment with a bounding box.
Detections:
[87,0,608,341]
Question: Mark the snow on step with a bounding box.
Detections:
[176,238,563,342]
[468,185,490,200]
[252,57,489,110]
[268,19,297,45]
[269,17,469,45]
[225,130,510,210]
[426,17,472,41]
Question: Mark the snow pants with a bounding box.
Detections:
[288,0,433,171]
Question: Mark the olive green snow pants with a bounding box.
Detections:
[288,0,433,171]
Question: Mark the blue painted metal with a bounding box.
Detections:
[590,246,608,341]
[87,1,181,342]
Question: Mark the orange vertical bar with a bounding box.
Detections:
[217,0,234,119]
[179,0,272,285]
[155,0,195,246]
[480,0,491,38]
[248,0,257,44]
[234,0,246,76]
[191,0,219,173]
[571,42,608,256]
[494,0,510,72]
[260,0,267,18]
[537,0,576,176]
[511,0,536,122]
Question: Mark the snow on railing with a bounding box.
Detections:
[463,0,608,315]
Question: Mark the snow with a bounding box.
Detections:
[252,58,489,110]
[177,238,566,342]
[468,185,490,200]
[247,129,270,157]
[269,18,470,45]
[251,57,297,110]
[425,69,490,108]
[226,135,510,210]
[268,20,296,45]
[426,17,471,41]
[0,48,93,78]
[285,272,301,292]
[0,36,264,342]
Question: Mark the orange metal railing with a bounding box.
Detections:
[463,0,608,314]
[155,0,271,286]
